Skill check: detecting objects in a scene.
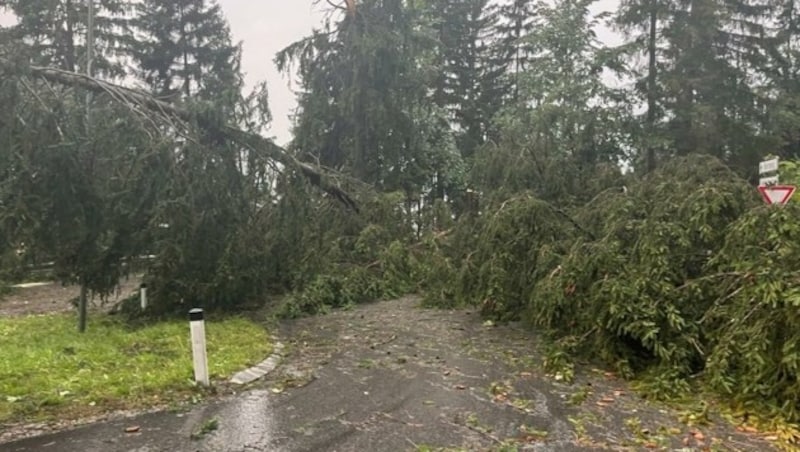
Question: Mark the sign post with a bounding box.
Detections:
[189,308,209,386]
[140,283,147,310]
[758,157,795,205]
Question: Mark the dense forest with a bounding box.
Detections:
[3,0,800,437]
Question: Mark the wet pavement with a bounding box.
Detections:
[0,296,776,451]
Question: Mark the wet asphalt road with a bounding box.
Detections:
[0,296,775,451]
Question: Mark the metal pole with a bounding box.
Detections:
[189,308,209,386]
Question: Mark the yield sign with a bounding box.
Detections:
[758,185,796,205]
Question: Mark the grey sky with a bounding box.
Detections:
[1,0,622,145]
[218,1,325,145]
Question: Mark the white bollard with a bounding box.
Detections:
[189,308,209,386]
[140,284,147,310]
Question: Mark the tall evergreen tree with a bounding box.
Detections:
[127,0,242,104]
[123,0,280,312]
[0,0,132,77]
[659,0,769,175]
[474,0,628,202]
[494,0,538,102]
[277,0,462,201]
[761,0,800,159]
[615,0,672,172]
[0,59,167,331]
[423,0,504,158]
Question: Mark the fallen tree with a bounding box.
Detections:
[416,155,800,432]
[0,55,369,325]
[0,57,359,212]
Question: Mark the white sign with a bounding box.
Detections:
[759,158,780,174]
[759,175,780,186]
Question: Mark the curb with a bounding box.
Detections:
[230,341,285,385]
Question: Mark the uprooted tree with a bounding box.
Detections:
[0,54,361,330]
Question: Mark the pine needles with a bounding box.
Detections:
[420,155,800,423]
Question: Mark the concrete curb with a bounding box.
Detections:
[230,341,285,385]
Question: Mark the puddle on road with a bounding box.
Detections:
[202,389,277,451]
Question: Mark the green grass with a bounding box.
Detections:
[0,312,272,423]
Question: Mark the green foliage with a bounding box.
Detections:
[140,136,269,314]
[0,280,9,297]
[529,156,756,375]
[416,231,461,307]
[421,155,800,424]
[0,249,25,283]
[0,70,165,313]
[276,224,420,319]
[5,0,800,431]
[128,0,244,102]
[470,196,575,321]
[0,0,133,76]
[702,204,800,420]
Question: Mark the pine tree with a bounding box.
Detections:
[0,0,132,77]
[614,0,672,172]
[659,0,769,175]
[277,0,460,196]
[761,0,800,159]
[494,0,538,102]
[423,0,504,158]
[127,0,242,103]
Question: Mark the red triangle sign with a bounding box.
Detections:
[758,185,796,205]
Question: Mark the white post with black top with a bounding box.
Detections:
[189,308,209,386]
[140,284,147,310]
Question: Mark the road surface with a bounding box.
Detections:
[0,296,773,451]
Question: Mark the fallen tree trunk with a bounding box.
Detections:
[0,59,359,212]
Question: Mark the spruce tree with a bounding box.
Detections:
[659,0,769,175]
[277,0,461,196]
[0,0,132,77]
[761,0,800,159]
[614,0,671,172]
[423,0,504,158]
[494,0,537,102]
[127,0,242,104]
[474,0,628,203]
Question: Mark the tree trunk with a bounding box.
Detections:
[64,0,77,72]
[645,0,658,172]
[181,10,191,98]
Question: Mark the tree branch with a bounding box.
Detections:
[0,59,360,212]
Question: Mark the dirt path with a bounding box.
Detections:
[0,276,142,317]
[0,296,776,451]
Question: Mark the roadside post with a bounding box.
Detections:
[758,157,795,205]
[140,283,147,310]
[189,308,210,386]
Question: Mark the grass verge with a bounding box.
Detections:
[0,312,271,424]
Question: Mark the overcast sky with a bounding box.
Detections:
[1,0,621,145]
[219,0,326,145]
